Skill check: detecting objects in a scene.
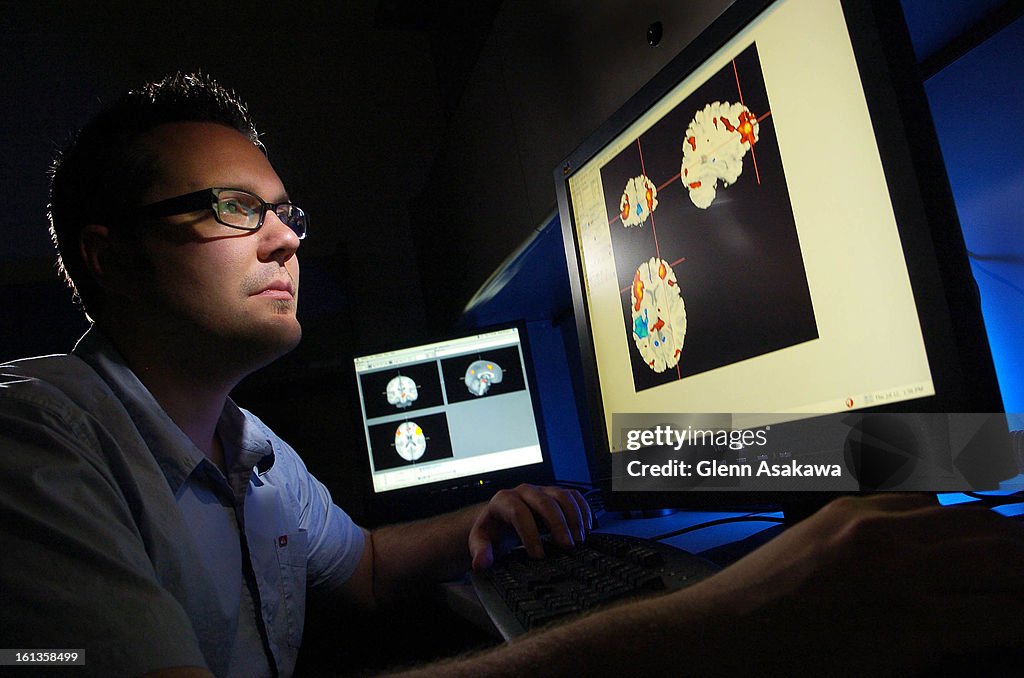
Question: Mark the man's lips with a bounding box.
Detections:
[253,279,294,300]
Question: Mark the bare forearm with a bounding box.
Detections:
[370,503,483,606]
[388,582,747,677]
[360,484,590,609]
[383,496,1024,675]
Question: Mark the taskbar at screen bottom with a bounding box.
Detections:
[372,445,544,493]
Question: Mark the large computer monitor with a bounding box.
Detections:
[555,0,1008,510]
[353,324,553,522]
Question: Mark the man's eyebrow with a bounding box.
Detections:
[223,184,290,203]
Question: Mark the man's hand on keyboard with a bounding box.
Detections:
[692,493,1024,673]
[393,493,1024,676]
[468,484,593,571]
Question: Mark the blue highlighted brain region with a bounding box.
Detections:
[599,43,816,393]
[630,257,687,373]
[619,174,659,228]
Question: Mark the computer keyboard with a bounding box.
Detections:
[471,532,721,639]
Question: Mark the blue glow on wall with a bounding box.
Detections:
[924,15,1024,416]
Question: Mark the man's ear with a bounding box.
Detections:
[79,223,112,283]
[79,223,138,295]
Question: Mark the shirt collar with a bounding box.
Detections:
[73,327,274,494]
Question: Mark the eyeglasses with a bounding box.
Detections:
[136,187,308,239]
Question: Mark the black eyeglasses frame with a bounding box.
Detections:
[134,187,308,239]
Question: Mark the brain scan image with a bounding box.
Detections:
[385,375,419,409]
[394,421,427,462]
[681,101,759,209]
[465,360,503,396]
[619,174,659,228]
[596,44,812,392]
[630,257,687,373]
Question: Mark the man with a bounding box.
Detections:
[0,73,588,677]
[1,73,1022,677]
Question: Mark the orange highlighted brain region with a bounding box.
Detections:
[630,257,687,373]
[394,421,427,462]
[681,101,759,209]
[619,174,659,228]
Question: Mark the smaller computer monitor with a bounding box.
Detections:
[353,324,553,522]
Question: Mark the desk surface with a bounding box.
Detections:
[597,509,784,555]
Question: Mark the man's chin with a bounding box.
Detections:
[234,320,303,369]
[266,320,302,356]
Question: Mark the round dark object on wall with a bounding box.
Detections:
[647,21,663,47]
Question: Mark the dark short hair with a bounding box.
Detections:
[48,72,261,319]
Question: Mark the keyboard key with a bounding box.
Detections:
[472,532,721,639]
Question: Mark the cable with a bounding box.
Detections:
[553,479,596,490]
[650,513,785,541]
[961,490,1024,507]
[968,258,1024,299]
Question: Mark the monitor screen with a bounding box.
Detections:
[555,0,1007,502]
[354,325,549,501]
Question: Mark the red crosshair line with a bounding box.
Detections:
[609,58,776,235]
[609,169,681,223]
[658,173,681,192]
[625,138,679,380]
[619,256,687,294]
[611,57,773,228]
[734,58,763,185]
[636,138,662,261]
[606,55,773,382]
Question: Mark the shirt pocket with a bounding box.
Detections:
[274,528,308,648]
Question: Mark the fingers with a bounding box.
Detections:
[812,496,1024,594]
[540,485,592,545]
[569,487,594,533]
[838,497,1023,547]
[511,484,576,551]
[855,492,937,511]
[467,498,536,571]
[492,486,549,558]
[468,533,495,572]
[820,493,935,521]
[522,484,596,549]
[891,505,1024,578]
[468,484,596,569]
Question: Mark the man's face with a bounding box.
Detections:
[124,121,302,366]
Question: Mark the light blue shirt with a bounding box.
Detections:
[0,329,365,677]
